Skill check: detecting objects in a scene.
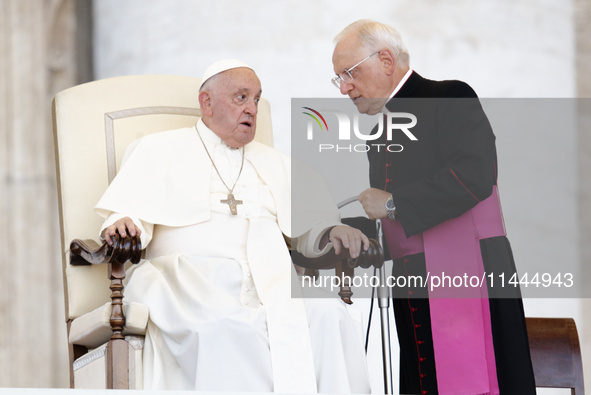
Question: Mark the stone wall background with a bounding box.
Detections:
[0,0,589,391]
[0,0,92,388]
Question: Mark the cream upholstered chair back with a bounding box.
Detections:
[53,74,274,323]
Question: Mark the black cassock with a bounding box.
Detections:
[365,72,536,394]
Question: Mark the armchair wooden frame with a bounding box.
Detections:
[526,317,585,394]
[52,75,236,389]
[68,234,142,388]
[54,89,208,388]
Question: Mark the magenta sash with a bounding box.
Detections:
[382,186,505,395]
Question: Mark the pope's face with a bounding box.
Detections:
[332,35,390,115]
[206,68,262,148]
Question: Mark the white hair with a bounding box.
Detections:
[199,72,221,93]
[334,19,410,69]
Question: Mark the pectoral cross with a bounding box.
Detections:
[221,193,243,215]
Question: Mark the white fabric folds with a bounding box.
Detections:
[94,121,370,392]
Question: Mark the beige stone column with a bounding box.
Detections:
[0,0,92,388]
[576,0,591,388]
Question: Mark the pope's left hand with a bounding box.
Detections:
[329,225,370,258]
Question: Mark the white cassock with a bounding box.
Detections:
[95,120,371,393]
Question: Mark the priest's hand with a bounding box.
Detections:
[103,216,142,246]
[358,188,391,220]
[329,225,370,259]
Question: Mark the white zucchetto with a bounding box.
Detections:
[200,59,253,90]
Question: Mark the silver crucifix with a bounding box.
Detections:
[221,193,243,215]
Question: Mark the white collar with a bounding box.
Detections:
[196,118,223,146]
[381,69,413,114]
[196,118,244,153]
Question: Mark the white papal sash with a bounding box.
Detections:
[246,218,318,393]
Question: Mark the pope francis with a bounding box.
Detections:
[94,59,372,393]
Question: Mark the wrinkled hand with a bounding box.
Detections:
[358,188,392,220]
[103,217,141,246]
[329,225,370,258]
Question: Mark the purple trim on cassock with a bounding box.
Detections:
[383,186,505,395]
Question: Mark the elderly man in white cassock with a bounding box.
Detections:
[94,59,372,393]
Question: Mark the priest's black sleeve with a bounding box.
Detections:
[376,84,498,237]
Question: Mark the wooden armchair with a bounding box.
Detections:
[526,317,585,394]
[52,74,275,389]
[52,74,383,389]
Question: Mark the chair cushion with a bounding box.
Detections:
[69,302,149,349]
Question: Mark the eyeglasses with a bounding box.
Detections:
[331,51,380,89]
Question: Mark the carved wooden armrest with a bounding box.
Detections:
[291,238,383,270]
[69,233,142,341]
[69,233,142,389]
[291,238,384,304]
[70,233,142,266]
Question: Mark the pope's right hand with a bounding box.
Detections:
[103,216,141,246]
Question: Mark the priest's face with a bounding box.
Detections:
[332,35,391,115]
[203,68,262,148]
